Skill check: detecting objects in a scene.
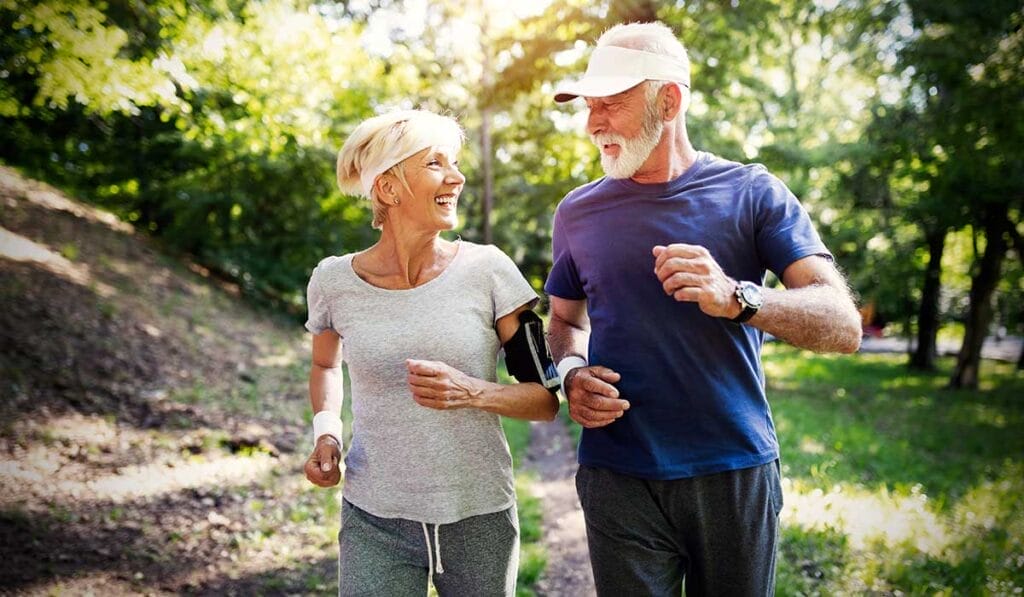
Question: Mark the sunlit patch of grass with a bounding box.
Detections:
[780,466,1024,593]
[767,344,1024,593]
[783,479,950,555]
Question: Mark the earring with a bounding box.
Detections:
[393,199,400,206]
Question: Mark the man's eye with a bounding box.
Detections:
[428,160,440,166]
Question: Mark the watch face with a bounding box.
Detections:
[740,283,764,308]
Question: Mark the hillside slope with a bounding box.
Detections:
[0,166,337,595]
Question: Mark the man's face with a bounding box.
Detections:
[585,83,664,179]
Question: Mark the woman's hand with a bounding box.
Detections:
[406,359,486,410]
[304,435,342,487]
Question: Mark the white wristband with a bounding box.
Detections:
[556,356,588,389]
[312,410,343,449]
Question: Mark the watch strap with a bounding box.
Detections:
[731,305,758,323]
[731,281,761,323]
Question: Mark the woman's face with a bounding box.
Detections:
[394,145,465,232]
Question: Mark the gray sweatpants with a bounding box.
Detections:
[337,499,519,597]
[576,461,783,597]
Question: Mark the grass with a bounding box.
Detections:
[768,344,1023,594]
[514,474,548,596]
[557,345,1023,594]
[500,354,549,596]
[229,351,549,593]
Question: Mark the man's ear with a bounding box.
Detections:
[662,83,688,120]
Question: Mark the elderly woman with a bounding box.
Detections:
[302,109,559,596]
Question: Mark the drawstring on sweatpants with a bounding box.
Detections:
[421,522,444,581]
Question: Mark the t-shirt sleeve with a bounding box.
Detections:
[489,246,539,321]
[544,207,586,299]
[752,172,832,278]
[304,262,333,334]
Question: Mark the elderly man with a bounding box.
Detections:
[545,21,861,596]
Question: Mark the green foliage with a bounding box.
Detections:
[2,0,385,310]
[845,0,1024,331]
[2,0,1021,371]
[0,0,182,116]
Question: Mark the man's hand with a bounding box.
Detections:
[653,244,741,319]
[406,359,481,410]
[304,435,342,487]
[564,366,629,428]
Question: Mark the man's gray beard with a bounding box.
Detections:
[593,107,665,180]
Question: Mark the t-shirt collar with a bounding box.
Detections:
[603,151,709,194]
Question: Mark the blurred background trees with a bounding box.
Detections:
[2,0,1021,387]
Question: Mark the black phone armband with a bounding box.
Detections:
[503,311,560,393]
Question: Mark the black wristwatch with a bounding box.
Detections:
[731,281,764,323]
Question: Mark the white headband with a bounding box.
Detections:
[554,46,691,103]
[359,146,425,199]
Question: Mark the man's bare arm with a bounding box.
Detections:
[753,256,862,354]
[653,245,861,354]
[548,296,628,428]
[547,296,590,362]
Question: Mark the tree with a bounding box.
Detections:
[894,0,1024,388]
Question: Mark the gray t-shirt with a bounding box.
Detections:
[305,241,538,524]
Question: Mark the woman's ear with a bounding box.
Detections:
[376,176,397,201]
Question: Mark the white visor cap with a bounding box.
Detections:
[554,46,691,103]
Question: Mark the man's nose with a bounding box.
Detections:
[586,108,606,136]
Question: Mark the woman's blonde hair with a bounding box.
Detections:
[336,110,464,229]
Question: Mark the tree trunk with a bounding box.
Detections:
[949,214,1009,389]
[1006,225,1023,371]
[480,105,493,245]
[479,13,493,245]
[611,0,658,22]
[909,227,946,370]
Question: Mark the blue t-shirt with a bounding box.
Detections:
[545,151,831,479]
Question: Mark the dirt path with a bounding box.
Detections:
[523,418,595,597]
[1,167,334,595]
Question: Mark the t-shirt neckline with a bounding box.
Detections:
[605,151,709,194]
[346,239,463,294]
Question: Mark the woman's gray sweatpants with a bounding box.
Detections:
[576,460,783,597]
[337,499,519,596]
